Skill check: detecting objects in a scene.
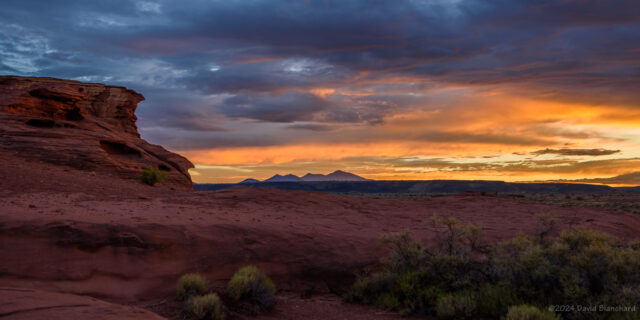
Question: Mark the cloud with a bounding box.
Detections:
[136,1,161,14]
[1,0,639,182]
[413,131,553,146]
[217,92,328,123]
[563,171,640,186]
[185,59,346,94]
[286,124,336,131]
[531,148,621,156]
[216,91,390,124]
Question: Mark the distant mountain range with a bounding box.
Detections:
[240,170,370,183]
[235,171,640,186]
[196,180,633,193]
[195,171,640,194]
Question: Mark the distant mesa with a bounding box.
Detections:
[247,170,370,183]
[553,171,640,186]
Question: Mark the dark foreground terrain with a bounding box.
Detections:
[196,180,620,194]
[3,155,640,319]
[198,180,640,215]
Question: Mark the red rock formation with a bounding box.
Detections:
[0,76,193,188]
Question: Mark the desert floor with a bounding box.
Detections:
[2,156,640,319]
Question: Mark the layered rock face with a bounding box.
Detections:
[0,76,193,188]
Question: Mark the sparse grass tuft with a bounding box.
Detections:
[176,273,208,301]
[227,265,276,315]
[141,166,167,186]
[185,293,227,320]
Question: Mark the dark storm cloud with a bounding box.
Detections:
[1,0,639,149]
[133,85,231,132]
[531,148,621,156]
[216,91,390,124]
[218,92,329,123]
[3,1,639,82]
[141,126,284,149]
[186,59,347,94]
[286,124,336,131]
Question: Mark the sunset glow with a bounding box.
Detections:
[181,91,640,184]
[3,0,639,184]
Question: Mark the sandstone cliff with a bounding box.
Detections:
[0,76,193,188]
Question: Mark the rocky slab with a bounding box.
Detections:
[0,76,193,188]
[0,287,166,320]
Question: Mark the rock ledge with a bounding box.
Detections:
[0,76,193,188]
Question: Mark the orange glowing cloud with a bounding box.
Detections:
[180,88,640,184]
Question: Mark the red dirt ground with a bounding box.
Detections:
[2,155,640,319]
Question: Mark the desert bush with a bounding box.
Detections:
[141,166,167,186]
[177,273,208,301]
[185,293,227,320]
[347,221,483,316]
[429,216,484,255]
[380,231,427,274]
[491,238,555,303]
[348,221,640,319]
[534,212,558,243]
[347,272,396,306]
[227,265,276,315]
[492,229,640,317]
[474,284,518,318]
[504,305,559,320]
[435,291,476,319]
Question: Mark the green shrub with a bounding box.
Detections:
[429,216,483,255]
[141,166,167,186]
[347,227,483,316]
[347,223,640,319]
[493,229,640,312]
[346,272,396,305]
[492,240,555,303]
[377,292,401,310]
[436,291,476,319]
[185,293,227,320]
[177,273,208,301]
[380,231,426,274]
[227,265,276,315]
[504,305,559,320]
[474,284,517,318]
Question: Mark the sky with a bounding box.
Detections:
[2,0,640,184]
